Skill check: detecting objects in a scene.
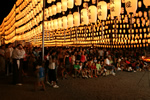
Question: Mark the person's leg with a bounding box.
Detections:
[40,81,46,90]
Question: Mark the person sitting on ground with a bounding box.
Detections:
[91,63,97,78]
[82,62,89,78]
[96,61,102,76]
[73,62,81,78]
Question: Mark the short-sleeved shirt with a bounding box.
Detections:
[74,64,80,70]
[96,64,101,70]
[39,67,44,78]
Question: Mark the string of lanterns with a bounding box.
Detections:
[0,0,150,48]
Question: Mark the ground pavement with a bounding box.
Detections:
[0,71,150,100]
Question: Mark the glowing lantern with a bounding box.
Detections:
[81,8,89,25]
[74,0,82,6]
[73,12,80,26]
[62,0,67,12]
[97,1,107,21]
[52,5,57,15]
[144,12,147,17]
[57,2,61,13]
[50,20,54,31]
[62,16,67,29]
[138,11,142,17]
[54,19,58,30]
[48,7,52,16]
[125,0,138,15]
[110,0,121,18]
[67,14,73,28]
[88,5,97,23]
[138,1,142,8]
[58,18,62,29]
[47,0,52,4]
[67,0,74,9]
[143,0,150,8]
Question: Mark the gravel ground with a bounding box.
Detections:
[0,71,150,100]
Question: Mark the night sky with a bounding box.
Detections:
[0,0,17,24]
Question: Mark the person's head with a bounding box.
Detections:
[17,44,23,50]
[94,57,97,60]
[79,62,82,66]
[92,63,95,66]
[98,61,100,64]
[0,45,5,49]
[76,62,79,65]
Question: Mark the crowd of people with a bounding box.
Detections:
[0,43,149,91]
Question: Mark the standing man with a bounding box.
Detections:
[5,43,14,76]
[12,44,25,85]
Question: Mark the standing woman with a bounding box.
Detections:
[12,44,25,85]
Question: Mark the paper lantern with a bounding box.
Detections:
[125,0,138,15]
[58,18,62,29]
[110,0,121,17]
[81,8,89,25]
[50,20,54,30]
[73,12,80,26]
[61,0,67,12]
[67,14,73,28]
[83,3,88,8]
[88,5,97,23]
[97,1,107,21]
[68,0,74,9]
[74,0,82,6]
[52,5,57,15]
[47,0,52,4]
[62,16,67,29]
[138,1,142,8]
[143,0,150,8]
[54,19,58,30]
[144,12,147,17]
[57,2,61,13]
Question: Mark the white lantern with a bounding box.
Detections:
[67,14,73,28]
[54,19,58,30]
[68,0,74,9]
[47,0,52,4]
[81,8,89,25]
[97,1,107,21]
[143,0,150,8]
[73,12,80,26]
[52,5,57,15]
[57,2,61,13]
[110,0,121,18]
[138,1,142,8]
[74,0,82,6]
[62,16,67,29]
[52,0,56,2]
[83,3,88,8]
[125,0,138,15]
[48,7,52,16]
[50,20,54,30]
[58,18,62,29]
[61,0,67,12]
[88,5,97,23]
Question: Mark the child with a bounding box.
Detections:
[91,63,97,78]
[48,58,59,88]
[73,62,80,78]
[34,61,46,91]
[82,62,89,78]
[96,61,101,76]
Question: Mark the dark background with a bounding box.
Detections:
[0,0,17,24]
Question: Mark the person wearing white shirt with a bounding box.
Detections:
[12,44,25,85]
[48,57,59,88]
